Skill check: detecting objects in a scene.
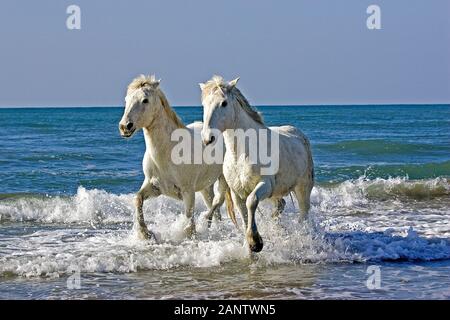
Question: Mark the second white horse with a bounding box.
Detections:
[200,76,314,252]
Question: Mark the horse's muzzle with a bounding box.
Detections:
[119,123,136,138]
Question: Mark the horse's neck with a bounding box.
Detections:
[223,109,266,160]
[143,108,181,163]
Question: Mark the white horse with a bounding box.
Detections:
[119,75,233,240]
[200,76,314,252]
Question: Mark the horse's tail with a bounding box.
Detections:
[225,187,238,228]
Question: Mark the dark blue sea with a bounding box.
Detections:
[0,105,449,299]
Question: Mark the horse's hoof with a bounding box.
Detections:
[298,214,308,224]
[184,223,196,238]
[134,228,153,241]
[246,231,264,253]
[132,222,154,241]
[214,211,222,221]
[249,241,264,253]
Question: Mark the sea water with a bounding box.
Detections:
[0,105,449,299]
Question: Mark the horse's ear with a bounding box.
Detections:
[228,77,240,88]
[150,79,161,89]
[199,83,206,91]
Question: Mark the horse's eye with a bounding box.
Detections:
[221,100,228,107]
[142,98,149,104]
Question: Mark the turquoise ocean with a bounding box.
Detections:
[0,105,449,299]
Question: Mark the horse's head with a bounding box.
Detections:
[199,75,240,145]
[119,75,162,138]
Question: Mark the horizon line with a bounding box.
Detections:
[0,103,449,109]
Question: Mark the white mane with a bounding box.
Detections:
[201,75,264,125]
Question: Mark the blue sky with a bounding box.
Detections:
[0,0,449,106]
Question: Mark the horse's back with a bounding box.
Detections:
[270,125,305,139]
[269,125,311,151]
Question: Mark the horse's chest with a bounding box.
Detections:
[143,155,183,199]
[223,156,260,197]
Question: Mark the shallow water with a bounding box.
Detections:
[0,105,449,299]
[2,260,450,300]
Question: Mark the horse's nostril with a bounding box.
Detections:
[209,136,216,144]
[126,122,134,130]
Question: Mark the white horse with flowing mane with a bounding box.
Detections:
[119,75,233,240]
[200,75,314,252]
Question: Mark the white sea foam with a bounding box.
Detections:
[0,177,449,277]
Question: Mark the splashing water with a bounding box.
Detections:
[1,176,449,279]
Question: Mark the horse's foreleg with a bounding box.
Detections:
[133,179,160,240]
[200,185,218,228]
[230,189,247,231]
[182,191,196,238]
[200,185,214,210]
[246,181,272,253]
[204,176,228,227]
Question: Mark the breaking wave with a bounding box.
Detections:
[0,176,449,277]
[1,177,448,224]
